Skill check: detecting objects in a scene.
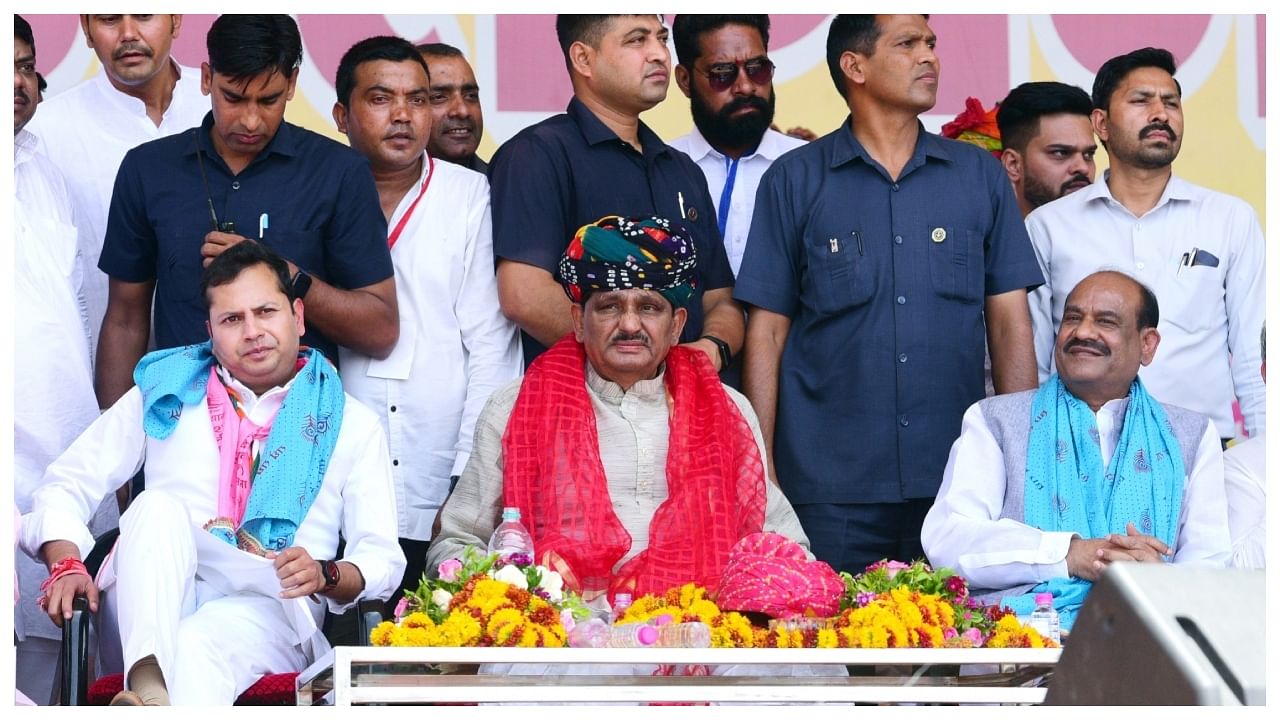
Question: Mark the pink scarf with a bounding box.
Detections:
[206,367,276,527]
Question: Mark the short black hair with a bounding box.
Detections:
[671,15,770,68]
[200,241,295,309]
[825,14,928,98]
[1091,47,1180,112]
[16,14,33,50]
[207,14,303,84]
[37,72,47,95]
[997,82,1094,153]
[335,35,430,108]
[415,41,463,59]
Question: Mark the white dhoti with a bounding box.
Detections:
[108,491,312,704]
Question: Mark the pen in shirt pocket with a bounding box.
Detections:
[258,213,269,240]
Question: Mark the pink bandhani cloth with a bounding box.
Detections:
[713,532,844,619]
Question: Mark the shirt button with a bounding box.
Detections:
[1135,262,1145,270]
[898,353,908,363]
[390,405,397,412]
[392,459,399,466]
[899,416,909,427]
[231,181,240,190]
[896,295,906,305]
[894,235,903,245]
[892,184,900,192]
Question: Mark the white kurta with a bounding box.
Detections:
[668,127,806,277]
[921,398,1232,591]
[1026,172,1267,439]
[13,130,110,642]
[340,154,521,541]
[1222,432,1265,569]
[20,376,406,703]
[26,61,209,354]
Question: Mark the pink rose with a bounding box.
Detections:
[393,596,410,621]
[437,557,463,582]
[963,628,984,647]
[882,560,912,579]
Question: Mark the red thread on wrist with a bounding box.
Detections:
[37,557,91,608]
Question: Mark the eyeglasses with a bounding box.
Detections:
[697,57,775,92]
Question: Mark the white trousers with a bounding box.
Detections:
[113,491,307,704]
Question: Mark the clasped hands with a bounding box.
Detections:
[1066,522,1171,582]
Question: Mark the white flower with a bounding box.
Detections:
[492,564,529,590]
[431,588,453,609]
[538,569,565,602]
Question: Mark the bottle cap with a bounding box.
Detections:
[614,593,633,610]
[1034,592,1054,605]
[651,613,673,627]
[501,506,521,521]
[635,625,657,645]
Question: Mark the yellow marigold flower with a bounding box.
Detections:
[370,621,396,646]
[816,628,838,649]
[401,612,434,630]
[486,607,526,636]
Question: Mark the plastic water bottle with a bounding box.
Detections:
[486,506,534,559]
[612,593,633,621]
[567,618,609,648]
[604,622,658,648]
[1028,592,1061,644]
[654,621,712,648]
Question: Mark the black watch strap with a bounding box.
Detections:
[291,269,313,300]
[701,334,731,370]
[319,559,341,591]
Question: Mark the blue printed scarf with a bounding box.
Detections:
[1007,374,1184,630]
[134,341,344,554]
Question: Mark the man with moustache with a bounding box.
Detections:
[28,14,208,357]
[14,15,108,704]
[996,81,1097,218]
[332,36,521,600]
[95,14,398,422]
[1027,47,1265,445]
[735,15,1042,574]
[416,42,488,173]
[668,15,806,278]
[923,271,1230,631]
[489,14,742,372]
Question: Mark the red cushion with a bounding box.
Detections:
[86,672,299,705]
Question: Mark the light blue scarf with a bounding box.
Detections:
[134,341,344,553]
[1006,374,1184,630]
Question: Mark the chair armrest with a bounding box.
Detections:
[356,599,386,646]
[58,596,91,706]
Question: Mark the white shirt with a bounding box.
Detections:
[1026,172,1266,439]
[13,130,107,642]
[921,397,1231,591]
[669,127,806,276]
[1222,432,1265,569]
[339,155,521,541]
[26,61,209,355]
[20,378,405,616]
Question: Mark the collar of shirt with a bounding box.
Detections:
[217,364,299,425]
[828,115,953,175]
[91,58,191,119]
[1089,394,1132,467]
[1087,169,1196,214]
[183,110,302,170]
[681,125,794,164]
[585,361,668,405]
[13,128,38,164]
[566,96,672,162]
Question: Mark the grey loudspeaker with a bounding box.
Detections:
[1045,563,1265,705]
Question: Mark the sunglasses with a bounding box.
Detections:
[698,57,775,92]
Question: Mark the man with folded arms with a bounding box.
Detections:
[1026,47,1265,445]
[923,270,1230,630]
[21,242,404,705]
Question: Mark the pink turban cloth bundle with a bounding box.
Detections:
[713,532,845,618]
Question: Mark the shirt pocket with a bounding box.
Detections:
[803,229,873,315]
[927,226,984,304]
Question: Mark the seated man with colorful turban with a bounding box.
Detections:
[428,215,811,600]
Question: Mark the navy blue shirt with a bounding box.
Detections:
[489,97,735,365]
[734,118,1043,505]
[100,112,392,363]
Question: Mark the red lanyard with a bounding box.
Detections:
[387,156,436,250]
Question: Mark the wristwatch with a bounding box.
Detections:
[701,334,732,370]
[290,269,313,300]
[318,559,341,592]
